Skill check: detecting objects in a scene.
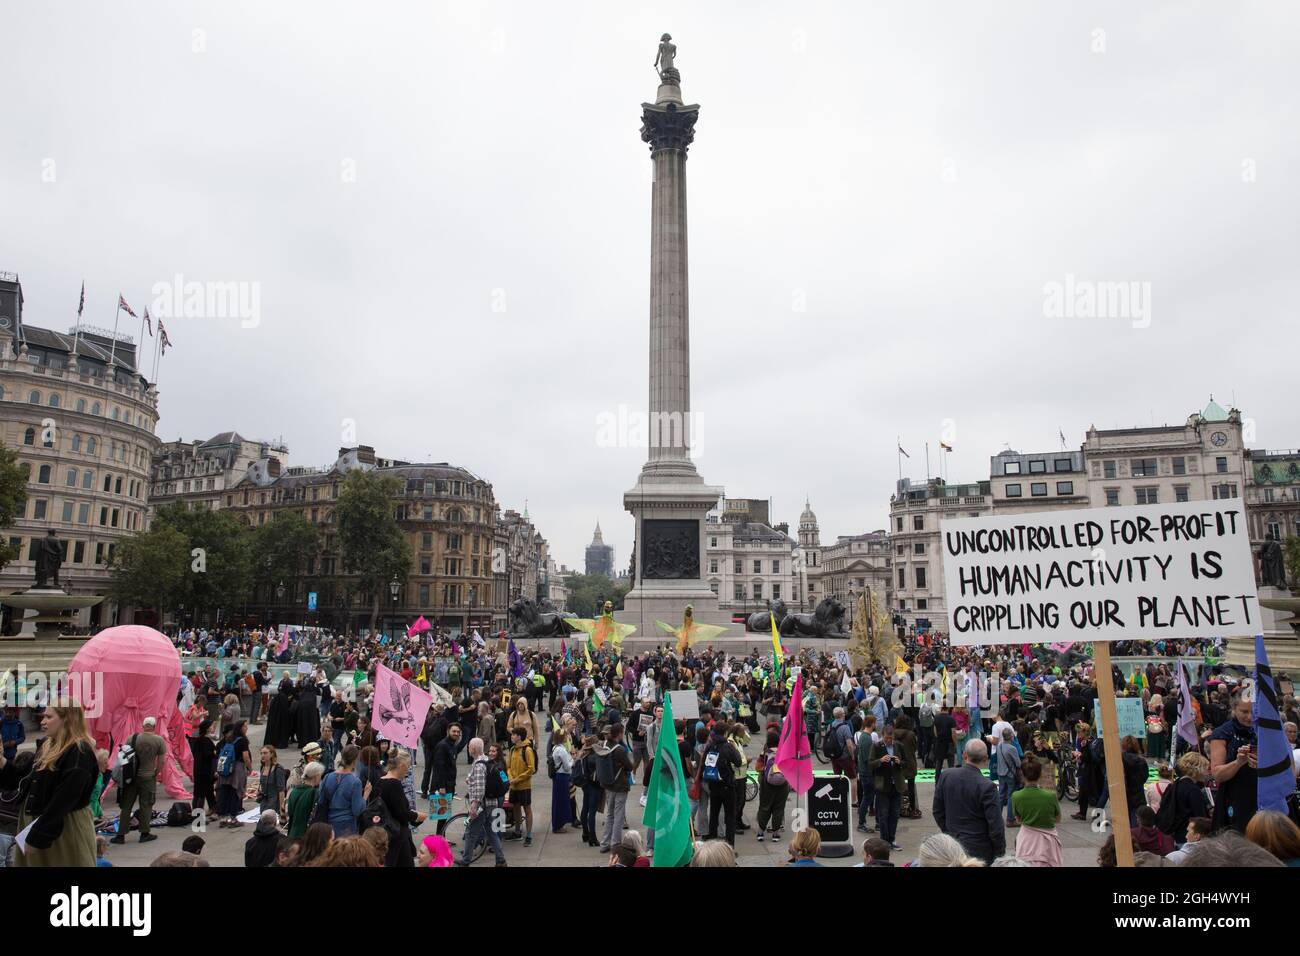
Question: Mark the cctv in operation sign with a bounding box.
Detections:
[940,498,1260,647]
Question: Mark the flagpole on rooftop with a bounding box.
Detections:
[107,297,121,367]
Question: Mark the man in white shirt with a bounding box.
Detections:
[1166,816,1211,865]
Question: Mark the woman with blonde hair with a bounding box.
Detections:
[916,832,984,867]
[305,834,382,867]
[0,706,99,866]
[787,827,824,866]
[1160,751,1211,844]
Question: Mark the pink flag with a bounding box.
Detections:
[370,662,432,749]
[1049,642,1075,653]
[407,616,432,636]
[276,625,290,655]
[774,672,814,795]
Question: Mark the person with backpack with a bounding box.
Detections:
[504,726,538,847]
[594,722,634,853]
[855,714,879,833]
[458,737,507,866]
[754,728,789,842]
[702,724,742,847]
[367,749,423,866]
[111,716,168,845]
[215,719,252,829]
[574,735,601,847]
[318,744,368,837]
[823,706,857,782]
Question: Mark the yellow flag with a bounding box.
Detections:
[616,660,623,678]
[770,612,784,669]
[583,640,594,672]
[895,655,909,676]
[551,714,561,733]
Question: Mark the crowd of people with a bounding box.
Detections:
[2,622,1298,869]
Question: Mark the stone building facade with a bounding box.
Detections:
[0,272,160,630]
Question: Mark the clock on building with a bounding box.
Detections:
[1210,431,1227,447]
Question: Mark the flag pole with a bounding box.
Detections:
[896,436,902,483]
[925,442,930,483]
[107,298,121,367]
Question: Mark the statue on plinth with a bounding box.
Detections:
[1260,531,1288,590]
[34,530,63,589]
[655,33,680,85]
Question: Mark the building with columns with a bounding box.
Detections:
[0,272,161,631]
[888,477,991,636]
[704,497,795,616]
[1081,401,1247,509]
[1245,448,1300,580]
[820,531,893,624]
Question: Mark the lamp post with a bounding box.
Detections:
[389,577,400,639]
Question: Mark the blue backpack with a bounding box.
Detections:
[216,741,237,777]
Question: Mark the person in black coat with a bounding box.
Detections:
[372,750,424,867]
[293,680,320,749]
[264,678,295,750]
[932,739,1005,864]
[244,810,281,867]
[419,704,448,797]
[1159,753,1211,843]
[430,724,462,836]
[190,719,218,813]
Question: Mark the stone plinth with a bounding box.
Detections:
[1224,587,1300,673]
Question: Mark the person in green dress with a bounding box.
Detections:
[285,761,324,838]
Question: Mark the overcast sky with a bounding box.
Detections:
[3,1,1297,570]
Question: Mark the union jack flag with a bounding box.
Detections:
[117,294,137,318]
[77,281,85,317]
[143,307,153,336]
[159,320,173,354]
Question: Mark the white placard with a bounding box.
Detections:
[940,498,1260,647]
[296,661,313,674]
[666,689,699,720]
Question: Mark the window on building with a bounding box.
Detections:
[27,391,39,404]
[916,567,927,588]
[91,402,100,415]
[1216,457,1228,474]
[914,542,925,554]
[772,584,782,600]
[86,437,96,455]
[912,515,924,530]
[1104,460,1116,479]
[114,477,122,495]
[31,499,47,520]
[772,559,781,574]
[734,584,745,601]
[753,560,761,574]
[1056,481,1074,495]
[1029,460,1046,474]
[734,559,742,574]
[709,559,718,574]
[1006,483,1022,497]
[1136,487,1158,505]
[895,517,903,531]
[896,544,905,555]
[22,427,34,446]
[1212,483,1238,500]
[917,598,928,610]
[95,543,104,565]
[37,465,50,484]
[61,500,73,522]
[752,582,763,600]
[1031,482,1048,496]
[1172,456,1186,476]
[421,532,432,549]
[448,533,462,551]
[419,557,431,575]
[898,567,906,588]
[77,503,89,524]
[1004,461,1022,475]
[1268,521,1282,541]
[710,537,717,547]
[1131,458,1157,477]
[1174,485,1189,503]
[1054,458,1072,472]
[1105,488,1119,506]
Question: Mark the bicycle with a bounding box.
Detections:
[1053,736,1079,802]
[427,794,488,863]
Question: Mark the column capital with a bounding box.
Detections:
[640,102,699,155]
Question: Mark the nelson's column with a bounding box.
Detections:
[618,35,727,632]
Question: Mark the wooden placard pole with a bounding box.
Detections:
[1091,641,1133,867]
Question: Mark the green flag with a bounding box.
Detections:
[644,693,693,867]
[353,669,366,687]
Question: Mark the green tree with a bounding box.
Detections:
[1285,536,1300,591]
[251,510,322,595]
[335,470,410,634]
[153,503,254,620]
[0,444,28,572]
[111,524,191,614]
[564,572,629,618]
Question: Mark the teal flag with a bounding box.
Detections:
[644,693,693,867]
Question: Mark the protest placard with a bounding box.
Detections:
[941,498,1259,647]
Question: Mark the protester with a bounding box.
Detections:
[505,725,538,847]
[856,837,894,867]
[286,762,323,838]
[869,723,906,850]
[550,728,574,833]
[1011,755,1061,867]
[786,827,823,866]
[595,722,634,853]
[319,745,367,837]
[0,707,99,866]
[244,810,281,867]
[933,739,1005,864]
[754,728,789,842]
[215,720,252,828]
[1245,810,1300,866]
[112,715,168,845]
[257,745,289,816]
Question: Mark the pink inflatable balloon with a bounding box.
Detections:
[69,624,192,800]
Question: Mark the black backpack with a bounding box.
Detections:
[166,801,194,827]
[822,721,844,760]
[482,761,508,800]
[360,791,400,838]
[595,745,623,788]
